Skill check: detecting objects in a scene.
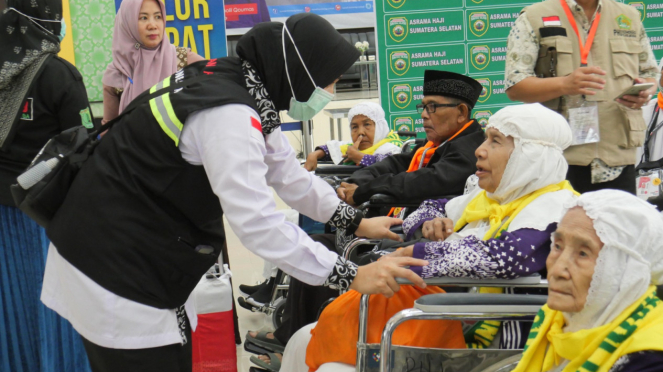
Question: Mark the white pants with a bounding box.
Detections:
[280,322,354,372]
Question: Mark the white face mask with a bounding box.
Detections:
[282,24,334,121]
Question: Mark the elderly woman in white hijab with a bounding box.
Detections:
[281,103,580,372]
[303,102,403,171]
[512,190,663,372]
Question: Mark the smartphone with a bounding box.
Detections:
[614,83,654,101]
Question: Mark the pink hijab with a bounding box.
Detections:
[102,0,178,113]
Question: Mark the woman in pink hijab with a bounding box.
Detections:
[102,0,204,123]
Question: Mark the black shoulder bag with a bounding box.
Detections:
[11,75,208,228]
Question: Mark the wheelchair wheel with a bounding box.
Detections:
[271,297,287,329]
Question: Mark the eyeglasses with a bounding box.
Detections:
[416,102,459,114]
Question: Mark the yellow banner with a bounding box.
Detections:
[58,0,76,65]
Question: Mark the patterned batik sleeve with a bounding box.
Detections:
[410,224,556,279]
[505,13,540,90]
[323,256,358,293]
[402,199,449,240]
[359,154,377,167]
[327,202,358,231]
[315,145,333,162]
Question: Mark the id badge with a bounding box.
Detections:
[568,99,600,146]
[636,169,662,200]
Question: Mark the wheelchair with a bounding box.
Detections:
[360,275,548,372]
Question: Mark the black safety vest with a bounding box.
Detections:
[47,57,258,309]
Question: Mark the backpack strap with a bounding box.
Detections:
[92,74,209,137]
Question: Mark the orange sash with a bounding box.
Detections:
[305,286,466,371]
[658,91,663,110]
[389,120,474,216]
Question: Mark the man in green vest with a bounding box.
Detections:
[505,0,659,194]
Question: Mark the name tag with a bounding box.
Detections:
[568,98,600,146]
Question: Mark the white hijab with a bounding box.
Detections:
[446,103,575,233]
[562,190,663,332]
[326,102,400,163]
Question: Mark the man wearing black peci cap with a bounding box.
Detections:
[337,70,486,206]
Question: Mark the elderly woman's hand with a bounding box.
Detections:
[422,218,454,241]
[385,245,414,258]
[345,135,365,165]
[303,149,325,171]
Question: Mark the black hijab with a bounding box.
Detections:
[236,13,359,111]
[0,0,62,148]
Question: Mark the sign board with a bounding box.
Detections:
[375,0,663,134]
[225,0,376,35]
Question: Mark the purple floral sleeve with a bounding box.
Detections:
[315,145,332,162]
[359,154,392,167]
[410,224,556,279]
[402,199,449,240]
[359,154,377,167]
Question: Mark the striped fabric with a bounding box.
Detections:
[149,77,185,146]
[579,294,660,372]
[0,205,90,372]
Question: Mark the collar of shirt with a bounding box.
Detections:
[565,0,603,32]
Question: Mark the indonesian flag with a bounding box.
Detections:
[542,16,562,26]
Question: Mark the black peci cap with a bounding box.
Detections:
[423,70,483,109]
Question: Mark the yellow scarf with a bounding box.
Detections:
[339,130,403,158]
[454,180,578,240]
[513,287,663,372]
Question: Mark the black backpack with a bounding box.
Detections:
[11,75,207,228]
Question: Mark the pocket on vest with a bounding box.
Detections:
[610,39,641,80]
[538,37,574,78]
[156,238,218,308]
[616,105,647,148]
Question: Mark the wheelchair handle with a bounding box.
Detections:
[396,131,417,138]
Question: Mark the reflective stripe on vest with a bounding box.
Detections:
[149,77,184,146]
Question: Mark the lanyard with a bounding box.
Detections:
[559,0,601,66]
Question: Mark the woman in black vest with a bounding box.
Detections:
[41,13,427,372]
[0,1,94,371]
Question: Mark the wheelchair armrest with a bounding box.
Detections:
[314,165,362,176]
[390,224,404,234]
[414,293,548,314]
[368,194,425,208]
[396,274,545,287]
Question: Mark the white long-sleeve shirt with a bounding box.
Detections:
[42,104,348,349]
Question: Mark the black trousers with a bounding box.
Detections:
[81,308,192,372]
[566,164,636,195]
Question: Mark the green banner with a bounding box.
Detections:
[626,1,663,30]
[376,0,662,136]
[467,41,508,74]
[466,6,525,42]
[473,74,511,107]
[390,114,423,133]
[386,43,466,80]
[383,0,463,13]
[470,107,496,129]
[387,78,423,113]
[648,28,663,60]
[384,10,464,46]
[465,0,534,7]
